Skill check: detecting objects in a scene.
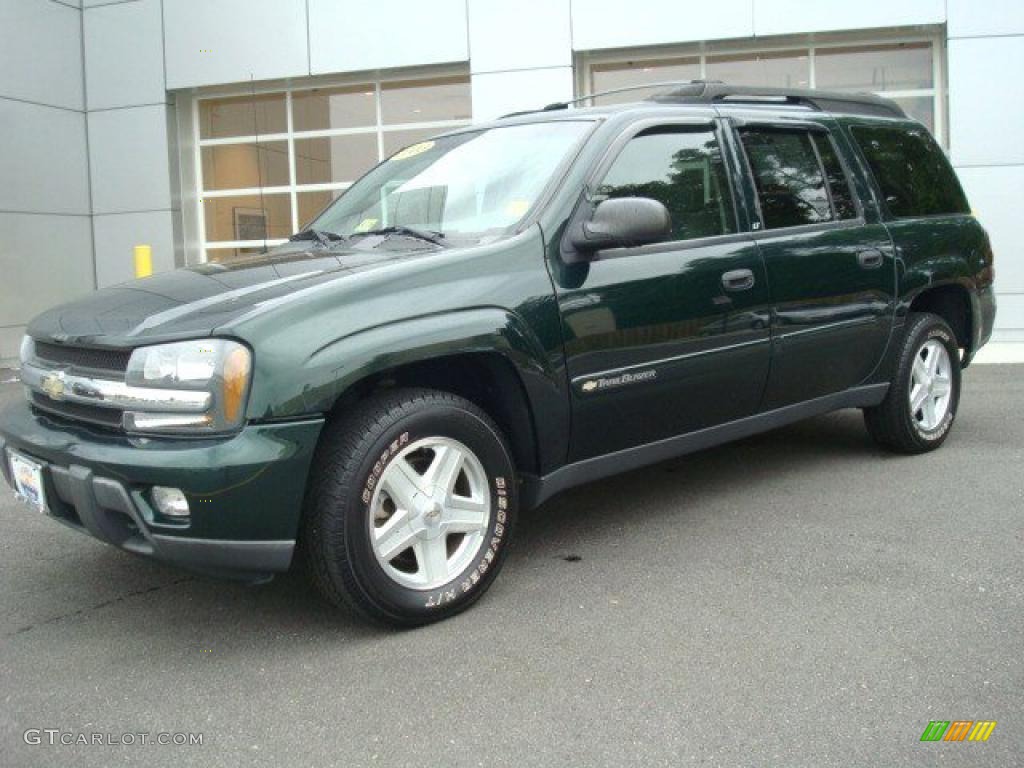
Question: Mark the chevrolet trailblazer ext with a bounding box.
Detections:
[0,83,996,626]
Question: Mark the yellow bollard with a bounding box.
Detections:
[133,244,153,278]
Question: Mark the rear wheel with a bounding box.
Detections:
[864,312,961,454]
[301,388,516,626]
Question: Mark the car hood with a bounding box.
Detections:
[27,244,442,347]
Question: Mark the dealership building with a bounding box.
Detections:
[0,0,1021,363]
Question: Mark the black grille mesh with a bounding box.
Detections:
[34,341,132,373]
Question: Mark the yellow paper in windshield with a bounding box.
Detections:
[354,218,379,233]
[506,200,530,218]
[390,141,435,161]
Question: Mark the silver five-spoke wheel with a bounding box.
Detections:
[370,437,491,590]
[909,338,952,431]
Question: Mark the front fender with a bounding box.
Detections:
[248,307,570,472]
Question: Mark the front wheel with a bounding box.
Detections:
[864,312,962,454]
[301,388,517,626]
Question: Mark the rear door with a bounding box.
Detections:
[554,118,771,462]
[733,119,896,408]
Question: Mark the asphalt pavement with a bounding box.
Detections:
[0,365,1021,767]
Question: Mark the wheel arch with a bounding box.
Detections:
[259,308,569,476]
[906,282,973,362]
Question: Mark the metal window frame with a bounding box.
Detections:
[190,67,472,261]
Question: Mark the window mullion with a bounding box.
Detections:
[193,99,208,264]
[374,81,385,161]
[286,90,298,233]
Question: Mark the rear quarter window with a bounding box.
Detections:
[851,124,969,218]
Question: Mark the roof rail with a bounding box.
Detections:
[500,80,905,120]
[646,80,906,118]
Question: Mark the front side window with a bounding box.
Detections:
[312,121,592,241]
[595,126,737,241]
[851,125,969,218]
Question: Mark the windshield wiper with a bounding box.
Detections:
[351,226,446,246]
[289,228,346,247]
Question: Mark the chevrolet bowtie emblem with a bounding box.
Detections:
[40,371,67,401]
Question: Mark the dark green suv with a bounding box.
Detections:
[0,83,996,625]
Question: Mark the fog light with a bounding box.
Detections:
[152,486,190,517]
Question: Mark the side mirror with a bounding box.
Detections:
[569,197,672,255]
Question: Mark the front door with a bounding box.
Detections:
[553,120,772,462]
[734,121,896,408]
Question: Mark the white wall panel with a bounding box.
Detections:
[469,0,571,73]
[88,105,174,214]
[93,210,177,287]
[570,0,753,51]
[948,36,1024,167]
[753,0,944,37]
[992,296,1024,339]
[85,0,166,110]
[0,212,94,327]
[0,100,90,215]
[309,0,468,74]
[948,0,1024,39]
[164,0,308,89]
[0,326,26,364]
[956,165,1024,293]
[0,0,84,110]
[471,67,574,121]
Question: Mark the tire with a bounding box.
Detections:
[301,388,517,627]
[863,312,962,454]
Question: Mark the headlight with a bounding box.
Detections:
[123,339,252,435]
[19,335,34,365]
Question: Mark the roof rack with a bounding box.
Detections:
[646,80,905,118]
[512,80,905,120]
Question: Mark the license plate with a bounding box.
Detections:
[9,451,46,512]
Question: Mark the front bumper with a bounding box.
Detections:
[0,399,324,580]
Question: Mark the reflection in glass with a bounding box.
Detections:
[313,122,590,239]
[294,134,379,186]
[852,126,968,217]
[590,57,700,104]
[291,85,377,132]
[380,77,471,125]
[811,134,858,220]
[198,94,287,139]
[201,142,289,190]
[706,51,809,88]
[740,129,832,229]
[204,193,292,242]
[597,128,737,240]
[297,189,343,228]
[814,43,932,91]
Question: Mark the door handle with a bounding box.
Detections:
[857,249,884,269]
[721,269,755,292]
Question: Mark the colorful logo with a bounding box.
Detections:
[920,720,997,742]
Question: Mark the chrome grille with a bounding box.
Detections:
[30,392,124,430]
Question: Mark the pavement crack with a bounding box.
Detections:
[6,577,194,638]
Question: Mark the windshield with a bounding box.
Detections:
[310,121,592,242]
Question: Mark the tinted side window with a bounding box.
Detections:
[812,133,858,220]
[852,125,969,217]
[739,128,831,229]
[597,127,736,241]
